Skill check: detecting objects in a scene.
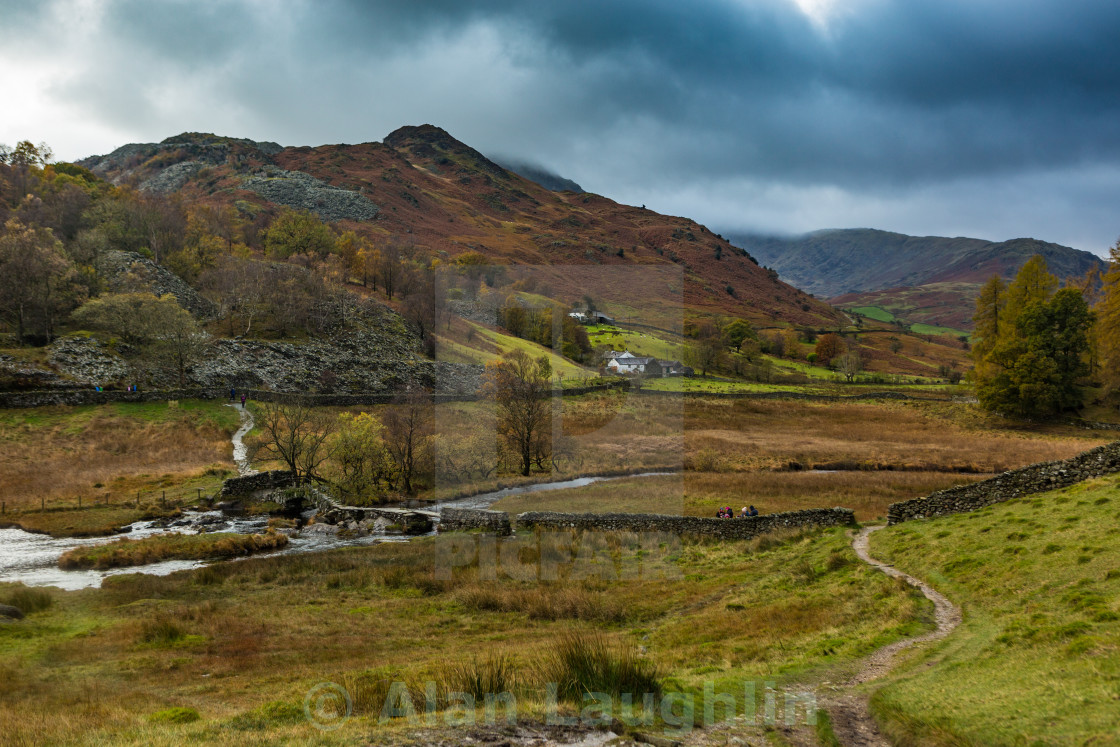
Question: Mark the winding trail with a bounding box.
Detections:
[824,525,962,746]
[226,403,257,476]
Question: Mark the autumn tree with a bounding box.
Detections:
[814,333,843,367]
[264,208,336,259]
[1097,241,1120,394]
[782,328,802,359]
[0,219,81,342]
[484,349,552,476]
[1002,254,1058,335]
[331,412,394,500]
[972,275,1007,360]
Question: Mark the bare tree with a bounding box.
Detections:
[483,349,552,476]
[383,390,433,494]
[836,347,864,383]
[251,401,337,485]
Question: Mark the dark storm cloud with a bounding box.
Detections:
[3,0,1119,250]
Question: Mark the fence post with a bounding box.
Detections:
[41,497,45,511]
[162,490,166,508]
[136,491,140,508]
[78,495,81,509]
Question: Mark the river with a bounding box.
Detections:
[0,472,674,590]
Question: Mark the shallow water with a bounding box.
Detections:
[0,512,398,590]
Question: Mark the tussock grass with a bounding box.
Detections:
[541,630,661,704]
[870,473,1120,744]
[440,653,518,702]
[58,531,288,569]
[2,585,53,614]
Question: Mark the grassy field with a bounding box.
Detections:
[58,531,289,569]
[434,320,591,378]
[869,474,1120,744]
[848,306,896,323]
[0,401,239,534]
[909,322,969,338]
[641,377,806,394]
[0,525,931,745]
[491,470,990,522]
[585,325,685,361]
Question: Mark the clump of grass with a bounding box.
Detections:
[58,531,288,569]
[3,586,53,614]
[148,706,199,724]
[439,653,517,701]
[139,617,186,645]
[540,630,661,704]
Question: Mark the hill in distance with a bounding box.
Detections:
[730,228,1107,330]
[80,126,842,331]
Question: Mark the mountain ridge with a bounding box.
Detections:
[729,228,1107,329]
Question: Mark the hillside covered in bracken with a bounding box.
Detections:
[78,126,841,330]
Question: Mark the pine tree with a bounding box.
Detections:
[1001,254,1058,334]
[974,256,1091,418]
[1096,241,1120,394]
[972,274,1006,364]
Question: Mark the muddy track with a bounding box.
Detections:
[824,525,962,746]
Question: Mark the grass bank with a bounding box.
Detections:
[58,531,289,569]
[0,400,238,516]
[0,525,929,744]
[869,473,1120,744]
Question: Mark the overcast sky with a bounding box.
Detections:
[2,0,1119,254]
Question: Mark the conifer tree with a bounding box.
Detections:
[1096,241,1120,394]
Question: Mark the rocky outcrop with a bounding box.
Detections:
[79,134,283,188]
[0,353,77,391]
[241,167,379,222]
[95,250,217,319]
[514,507,855,539]
[140,160,203,194]
[48,336,130,385]
[888,440,1120,524]
[439,508,512,535]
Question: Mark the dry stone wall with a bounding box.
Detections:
[888,440,1120,524]
[438,508,512,535]
[514,507,855,539]
[0,380,628,409]
[218,470,296,497]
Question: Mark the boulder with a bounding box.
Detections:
[0,604,25,620]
